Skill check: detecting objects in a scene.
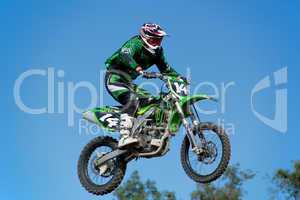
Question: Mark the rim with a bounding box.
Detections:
[86,145,117,186]
[186,129,223,177]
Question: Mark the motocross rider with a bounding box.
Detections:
[105,23,182,148]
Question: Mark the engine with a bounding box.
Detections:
[138,121,165,152]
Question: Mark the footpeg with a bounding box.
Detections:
[150,139,161,147]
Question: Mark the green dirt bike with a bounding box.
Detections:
[77,72,231,195]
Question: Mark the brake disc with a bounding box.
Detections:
[199,141,218,165]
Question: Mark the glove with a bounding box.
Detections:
[136,66,143,75]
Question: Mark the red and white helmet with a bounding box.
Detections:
[140,23,167,50]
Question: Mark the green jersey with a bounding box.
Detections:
[105,35,180,80]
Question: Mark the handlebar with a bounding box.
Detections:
[142,71,190,85]
[142,72,163,79]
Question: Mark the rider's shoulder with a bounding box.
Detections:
[120,35,144,52]
[125,35,143,46]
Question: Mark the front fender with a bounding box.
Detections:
[179,94,217,106]
[168,94,217,133]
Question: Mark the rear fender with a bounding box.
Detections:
[83,106,121,132]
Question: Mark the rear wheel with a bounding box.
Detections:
[181,122,231,183]
[77,136,126,195]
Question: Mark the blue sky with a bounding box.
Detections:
[1,1,299,199]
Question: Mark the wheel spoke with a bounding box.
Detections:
[86,145,116,186]
[188,129,223,176]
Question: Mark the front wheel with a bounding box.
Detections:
[181,122,231,183]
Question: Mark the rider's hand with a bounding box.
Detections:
[136,66,144,75]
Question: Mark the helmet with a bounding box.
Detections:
[140,23,167,50]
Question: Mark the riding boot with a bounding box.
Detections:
[118,113,138,148]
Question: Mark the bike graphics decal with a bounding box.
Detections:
[173,82,188,95]
[99,113,119,128]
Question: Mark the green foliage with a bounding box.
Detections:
[272,161,300,200]
[114,171,177,200]
[191,164,255,200]
[113,161,300,200]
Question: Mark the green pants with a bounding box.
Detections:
[105,70,157,116]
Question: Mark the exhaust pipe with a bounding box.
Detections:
[138,132,170,158]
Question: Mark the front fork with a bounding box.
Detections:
[174,102,203,154]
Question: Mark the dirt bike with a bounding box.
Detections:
[77,72,231,195]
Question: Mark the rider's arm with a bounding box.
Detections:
[119,39,142,70]
[156,48,181,77]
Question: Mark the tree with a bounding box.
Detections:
[191,164,255,200]
[114,165,255,200]
[114,171,177,200]
[271,161,300,200]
